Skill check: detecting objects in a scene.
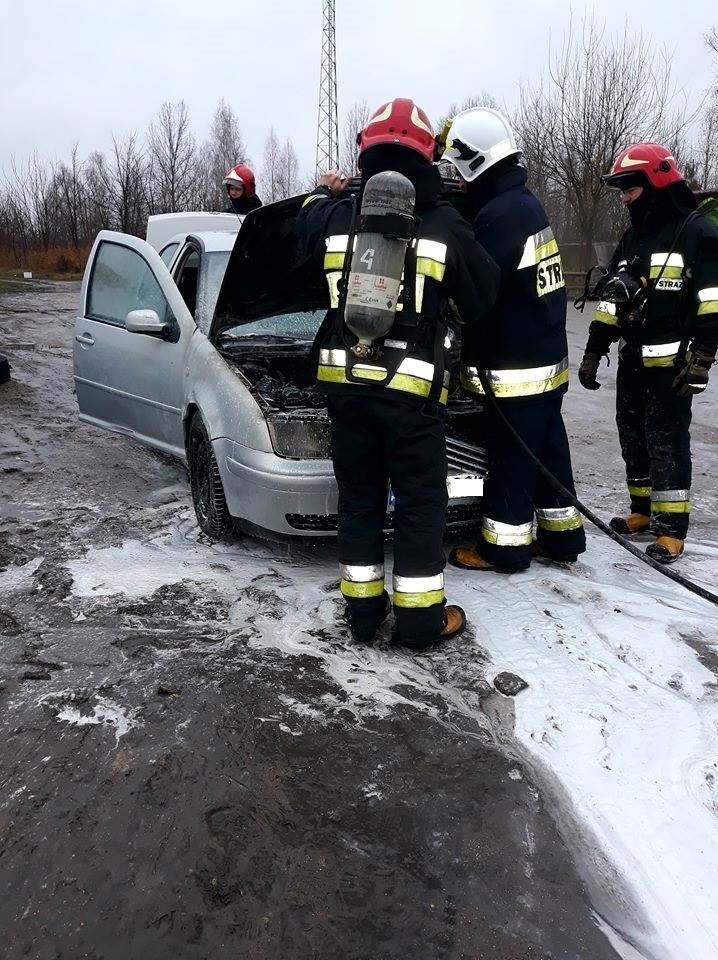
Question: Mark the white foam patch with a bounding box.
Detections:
[62,512,718,959]
[52,696,137,743]
[0,556,43,592]
[449,528,718,960]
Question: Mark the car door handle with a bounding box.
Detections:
[75,333,95,346]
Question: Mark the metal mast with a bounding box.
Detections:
[315,0,338,176]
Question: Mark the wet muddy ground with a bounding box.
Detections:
[3,281,715,959]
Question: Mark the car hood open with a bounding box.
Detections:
[210,195,328,342]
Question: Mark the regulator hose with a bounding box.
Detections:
[475,368,718,608]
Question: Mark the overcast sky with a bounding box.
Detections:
[1,0,716,179]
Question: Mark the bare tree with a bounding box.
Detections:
[54,144,84,248]
[102,135,147,235]
[3,153,59,253]
[83,150,115,237]
[515,19,687,269]
[339,100,370,177]
[437,91,500,134]
[147,100,197,213]
[694,91,718,188]
[203,98,248,210]
[261,128,282,203]
[273,139,300,200]
[707,27,718,59]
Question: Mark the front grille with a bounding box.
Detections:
[446,436,488,475]
[286,502,481,533]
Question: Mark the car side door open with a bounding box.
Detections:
[74,232,195,456]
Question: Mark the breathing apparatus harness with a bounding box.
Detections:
[334,172,448,403]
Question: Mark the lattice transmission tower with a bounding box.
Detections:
[315,0,338,176]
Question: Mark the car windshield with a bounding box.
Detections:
[221,309,325,341]
[198,251,232,333]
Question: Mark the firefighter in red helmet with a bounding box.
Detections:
[295,99,500,650]
[579,143,718,563]
[224,164,263,215]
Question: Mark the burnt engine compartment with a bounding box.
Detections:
[220,342,487,459]
[223,345,325,412]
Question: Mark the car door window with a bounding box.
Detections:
[159,242,179,266]
[173,247,200,319]
[87,241,169,326]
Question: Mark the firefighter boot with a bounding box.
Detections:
[646,536,685,565]
[440,605,466,641]
[346,591,392,643]
[609,513,650,535]
[531,541,579,564]
[448,546,494,571]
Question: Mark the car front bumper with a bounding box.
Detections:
[216,438,485,538]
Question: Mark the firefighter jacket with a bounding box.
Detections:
[295,163,500,406]
[460,165,570,399]
[225,193,263,215]
[586,207,718,368]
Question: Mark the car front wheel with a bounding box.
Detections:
[188,413,234,539]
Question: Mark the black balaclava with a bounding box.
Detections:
[626,178,697,233]
[358,144,442,207]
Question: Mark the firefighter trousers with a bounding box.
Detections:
[616,348,693,538]
[327,393,448,647]
[474,391,586,571]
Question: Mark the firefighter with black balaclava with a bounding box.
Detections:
[439,108,587,574]
[579,143,718,564]
[223,164,263,214]
[295,98,500,651]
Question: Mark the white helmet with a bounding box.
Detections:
[441,107,520,182]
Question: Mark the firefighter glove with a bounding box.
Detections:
[578,351,603,390]
[671,348,714,397]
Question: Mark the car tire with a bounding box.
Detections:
[188,413,234,540]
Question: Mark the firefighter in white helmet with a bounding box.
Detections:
[441,108,586,572]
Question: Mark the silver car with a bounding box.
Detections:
[73,200,487,539]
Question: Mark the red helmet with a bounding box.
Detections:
[603,143,684,190]
[357,98,435,162]
[223,164,256,197]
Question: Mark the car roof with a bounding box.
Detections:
[162,230,237,253]
[146,211,241,252]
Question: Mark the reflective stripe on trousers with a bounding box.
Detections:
[318,348,450,404]
[340,563,385,599]
[392,573,444,608]
[535,506,583,532]
[641,341,682,368]
[461,357,569,398]
[627,477,652,499]
[651,489,691,514]
[481,517,533,547]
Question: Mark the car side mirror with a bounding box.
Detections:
[125,309,166,336]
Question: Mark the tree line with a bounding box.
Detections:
[1,19,717,274]
[0,98,302,272]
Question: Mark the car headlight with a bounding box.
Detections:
[267,413,331,459]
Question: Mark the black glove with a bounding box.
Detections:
[672,347,714,397]
[578,352,602,390]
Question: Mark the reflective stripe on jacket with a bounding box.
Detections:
[461,357,569,398]
[295,171,500,406]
